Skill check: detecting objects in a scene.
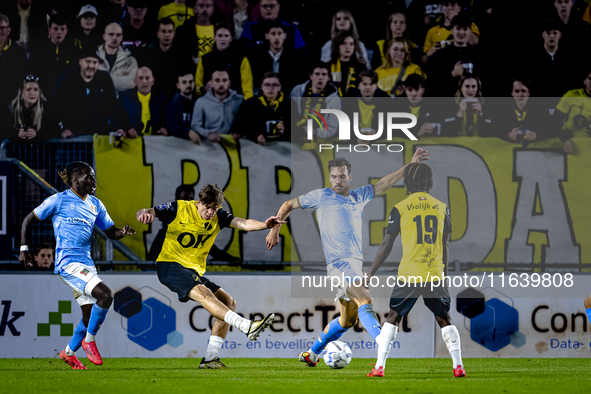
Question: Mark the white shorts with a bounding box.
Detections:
[326,258,364,301]
[58,262,102,306]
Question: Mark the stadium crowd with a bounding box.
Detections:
[1,0,590,150]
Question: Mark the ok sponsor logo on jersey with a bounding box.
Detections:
[176,222,214,249]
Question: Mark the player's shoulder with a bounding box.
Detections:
[86,194,103,205]
[39,191,64,208]
[350,184,373,198]
[53,190,69,200]
[216,206,230,215]
[425,194,445,207]
[312,188,332,198]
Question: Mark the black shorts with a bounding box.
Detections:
[156,262,221,302]
[389,282,451,318]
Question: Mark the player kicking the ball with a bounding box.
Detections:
[136,184,280,369]
[267,149,429,367]
[366,163,466,378]
[19,162,136,370]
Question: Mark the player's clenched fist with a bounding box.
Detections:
[18,250,33,270]
[121,225,136,236]
[136,209,155,224]
[411,147,430,163]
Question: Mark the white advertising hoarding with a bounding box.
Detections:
[1,274,589,359]
[0,274,434,359]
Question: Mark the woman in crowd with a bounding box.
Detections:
[376,38,425,97]
[441,74,491,137]
[320,10,369,67]
[5,75,55,143]
[329,31,367,96]
[372,11,419,69]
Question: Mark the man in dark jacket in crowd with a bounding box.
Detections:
[248,21,304,95]
[427,13,483,96]
[231,71,289,145]
[166,70,197,140]
[118,66,168,138]
[29,14,76,95]
[52,47,123,138]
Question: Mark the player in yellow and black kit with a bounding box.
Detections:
[136,184,282,369]
[366,163,466,378]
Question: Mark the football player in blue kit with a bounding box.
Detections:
[19,162,135,369]
[266,148,429,366]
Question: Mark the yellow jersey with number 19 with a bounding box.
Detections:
[154,200,234,275]
[386,192,451,283]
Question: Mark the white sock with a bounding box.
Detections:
[203,335,224,361]
[65,345,75,356]
[441,325,463,368]
[85,333,96,342]
[307,349,320,362]
[376,322,398,369]
[224,310,251,334]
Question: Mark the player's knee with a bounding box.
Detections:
[341,317,357,329]
[104,291,113,308]
[435,313,451,328]
[385,310,401,325]
[584,295,591,309]
[97,288,113,308]
[227,296,237,311]
[356,297,373,307]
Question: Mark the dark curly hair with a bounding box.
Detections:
[404,163,433,194]
[57,161,92,186]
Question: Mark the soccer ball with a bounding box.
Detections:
[323,341,352,369]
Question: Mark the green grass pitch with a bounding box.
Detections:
[1,358,590,394]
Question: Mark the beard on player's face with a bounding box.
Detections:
[331,180,350,194]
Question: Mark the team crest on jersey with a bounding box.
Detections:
[157,202,172,210]
[70,203,75,209]
[91,204,98,214]
[419,197,426,201]
[80,268,90,276]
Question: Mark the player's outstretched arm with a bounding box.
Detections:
[136,208,156,224]
[266,198,300,251]
[373,148,430,195]
[104,225,136,240]
[229,216,286,232]
[18,212,37,270]
[365,233,397,279]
